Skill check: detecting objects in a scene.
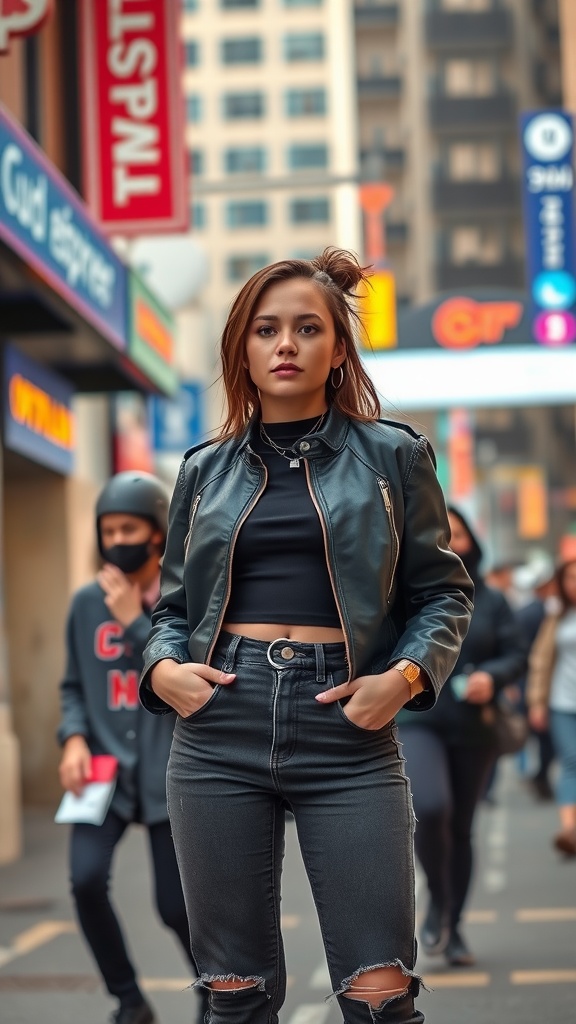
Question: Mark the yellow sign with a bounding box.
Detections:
[359,272,397,350]
[9,372,75,450]
[517,466,548,540]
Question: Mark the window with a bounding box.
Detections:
[227,200,268,227]
[223,92,264,119]
[448,142,500,181]
[225,147,266,173]
[450,226,503,265]
[283,0,322,6]
[191,202,206,229]
[182,0,198,10]
[284,32,324,61]
[442,0,491,9]
[285,87,326,116]
[221,0,259,7]
[222,37,262,63]
[289,197,330,223]
[444,59,495,97]
[187,94,202,122]
[185,41,200,66]
[189,149,204,175]
[227,253,269,282]
[288,143,328,170]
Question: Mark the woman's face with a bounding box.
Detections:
[245,277,345,420]
[561,562,576,605]
[447,512,472,557]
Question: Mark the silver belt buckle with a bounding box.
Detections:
[266,637,295,667]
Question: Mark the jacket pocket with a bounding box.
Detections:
[377,478,399,603]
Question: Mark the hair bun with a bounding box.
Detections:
[312,247,369,294]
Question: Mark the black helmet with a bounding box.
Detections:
[96,471,170,555]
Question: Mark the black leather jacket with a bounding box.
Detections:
[140,409,473,714]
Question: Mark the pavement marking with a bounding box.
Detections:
[482,807,508,894]
[422,972,491,988]
[515,908,576,922]
[281,914,301,929]
[142,978,193,992]
[464,909,498,923]
[0,921,76,968]
[511,970,576,985]
[310,962,331,989]
[285,1004,331,1024]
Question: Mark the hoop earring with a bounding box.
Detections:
[331,365,344,389]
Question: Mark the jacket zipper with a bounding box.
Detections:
[205,455,268,666]
[378,478,399,603]
[304,460,353,680]
[184,493,202,559]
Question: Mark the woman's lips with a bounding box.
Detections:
[272,365,302,378]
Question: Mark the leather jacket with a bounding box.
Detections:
[140,408,473,714]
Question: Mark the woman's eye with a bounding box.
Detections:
[300,324,317,335]
[257,326,275,337]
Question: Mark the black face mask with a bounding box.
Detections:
[102,541,152,574]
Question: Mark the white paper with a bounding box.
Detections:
[54,780,116,826]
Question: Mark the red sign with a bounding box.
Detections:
[432,297,523,350]
[0,0,53,54]
[79,0,188,236]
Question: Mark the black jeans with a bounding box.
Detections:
[70,811,198,1007]
[398,727,495,928]
[168,632,424,1024]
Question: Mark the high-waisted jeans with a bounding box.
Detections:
[167,632,424,1024]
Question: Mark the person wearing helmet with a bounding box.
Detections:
[57,472,204,1024]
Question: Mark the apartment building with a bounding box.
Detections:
[181,0,360,345]
[355,0,561,305]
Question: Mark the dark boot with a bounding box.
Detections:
[419,896,449,955]
[445,926,475,967]
[110,1000,156,1024]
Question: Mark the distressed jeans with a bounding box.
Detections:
[167,632,424,1024]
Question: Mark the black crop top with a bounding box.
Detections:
[224,416,341,627]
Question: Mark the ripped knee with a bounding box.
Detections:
[207,977,259,992]
[342,966,409,1009]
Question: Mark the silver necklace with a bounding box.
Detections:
[259,412,326,469]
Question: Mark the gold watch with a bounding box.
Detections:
[393,659,425,700]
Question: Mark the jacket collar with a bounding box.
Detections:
[241,405,350,460]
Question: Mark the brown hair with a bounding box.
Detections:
[218,247,381,438]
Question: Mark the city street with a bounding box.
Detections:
[0,757,575,1024]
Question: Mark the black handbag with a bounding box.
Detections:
[490,698,530,756]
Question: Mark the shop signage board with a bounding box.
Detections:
[0,0,53,54]
[149,381,205,453]
[0,103,126,350]
[79,0,188,236]
[3,345,75,475]
[520,110,576,346]
[127,271,178,395]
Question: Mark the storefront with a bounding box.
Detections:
[0,103,177,859]
[362,289,576,567]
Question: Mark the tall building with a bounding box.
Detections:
[181,0,360,354]
[354,0,561,305]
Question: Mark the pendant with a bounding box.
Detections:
[289,458,300,469]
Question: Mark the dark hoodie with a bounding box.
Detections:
[397,507,528,745]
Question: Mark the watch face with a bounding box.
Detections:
[403,663,420,683]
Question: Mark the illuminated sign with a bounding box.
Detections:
[3,345,75,474]
[359,271,397,350]
[432,297,523,350]
[0,0,53,55]
[127,271,177,395]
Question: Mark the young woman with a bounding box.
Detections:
[398,507,526,968]
[528,559,576,856]
[139,249,473,1024]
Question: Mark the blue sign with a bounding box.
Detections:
[0,104,126,350]
[3,345,75,475]
[520,110,576,346]
[150,382,205,453]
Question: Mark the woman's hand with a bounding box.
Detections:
[464,670,495,704]
[315,669,410,730]
[97,565,142,628]
[59,735,92,796]
[150,659,236,718]
[529,704,549,732]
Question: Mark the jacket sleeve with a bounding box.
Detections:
[122,612,152,663]
[526,614,558,708]
[57,604,90,745]
[476,590,528,690]
[139,460,192,714]
[387,437,475,710]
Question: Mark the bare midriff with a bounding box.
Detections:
[222,622,345,643]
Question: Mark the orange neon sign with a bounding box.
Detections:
[432,297,523,350]
[9,373,75,450]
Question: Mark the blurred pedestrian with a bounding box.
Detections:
[514,559,558,800]
[57,472,205,1024]
[398,507,526,968]
[139,248,473,1024]
[527,559,576,856]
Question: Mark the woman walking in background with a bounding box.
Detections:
[528,559,576,856]
[139,248,473,1024]
[398,507,526,968]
